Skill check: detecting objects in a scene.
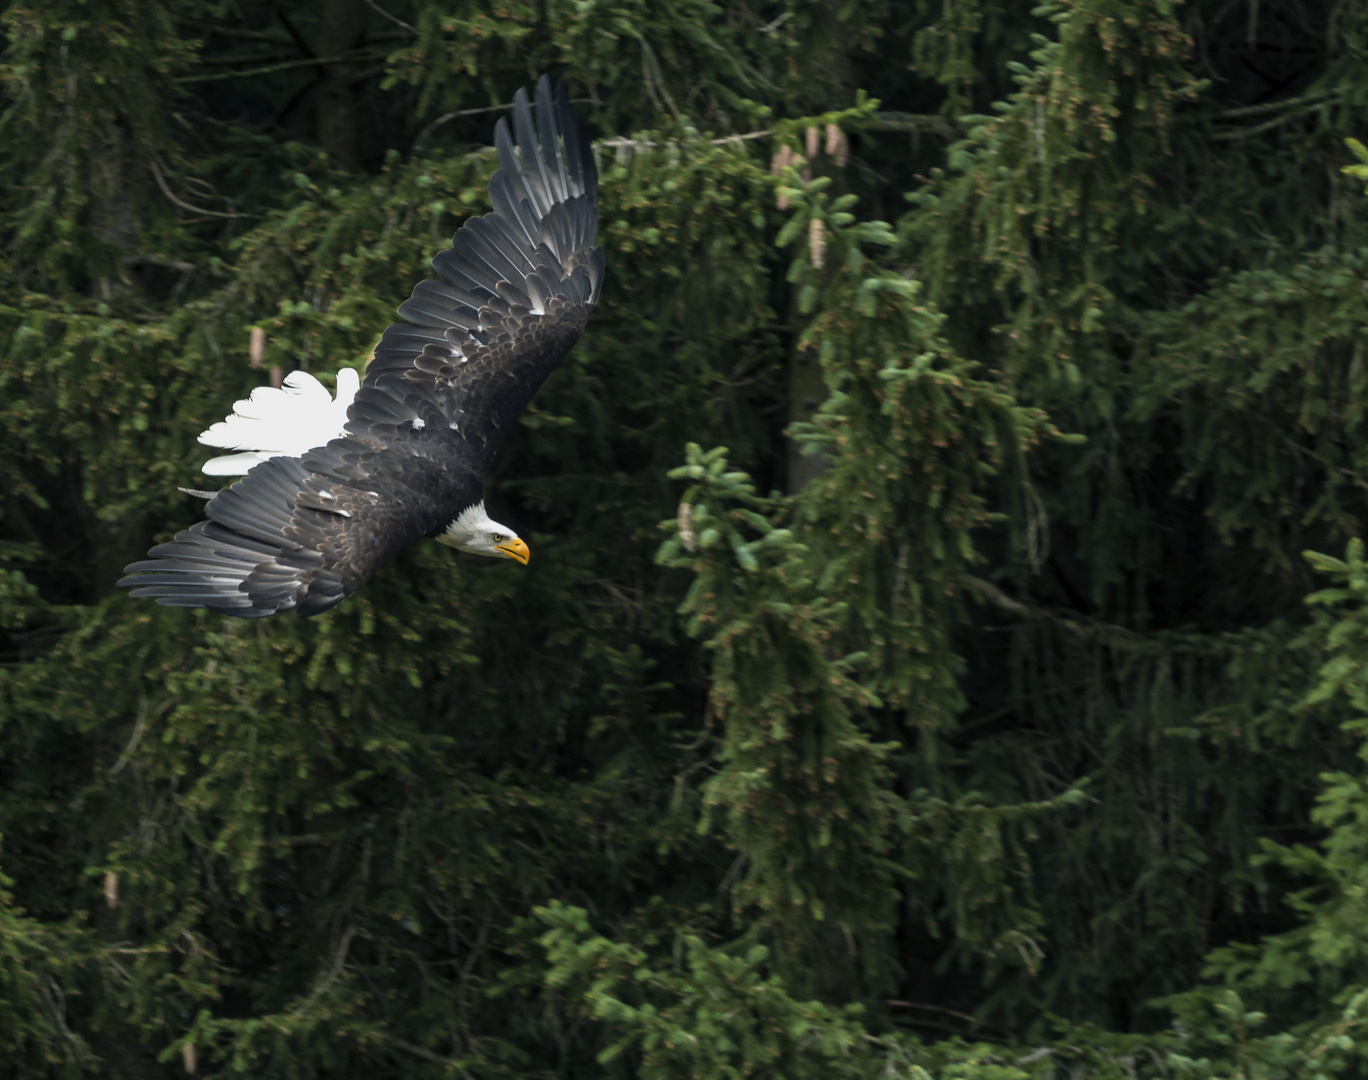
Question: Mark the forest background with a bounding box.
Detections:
[4,0,1368,1076]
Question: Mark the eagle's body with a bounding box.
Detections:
[119,77,602,618]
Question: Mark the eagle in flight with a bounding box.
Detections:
[119,76,603,618]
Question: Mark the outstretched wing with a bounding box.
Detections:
[119,76,602,618]
[356,75,604,476]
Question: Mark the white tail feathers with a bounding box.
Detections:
[199,368,360,476]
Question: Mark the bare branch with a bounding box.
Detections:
[413,97,600,153]
[866,111,960,140]
[175,49,389,84]
[372,1031,473,1077]
[596,129,773,155]
[964,576,1144,647]
[411,102,515,152]
[109,697,150,776]
[362,0,417,34]
[148,159,245,219]
[1215,88,1332,120]
[1211,103,1326,141]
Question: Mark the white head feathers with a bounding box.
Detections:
[437,502,528,563]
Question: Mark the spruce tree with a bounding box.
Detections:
[3,1,1368,1076]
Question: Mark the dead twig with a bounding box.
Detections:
[148,159,244,219]
[362,0,416,34]
[866,111,960,140]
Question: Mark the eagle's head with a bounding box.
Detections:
[438,502,530,564]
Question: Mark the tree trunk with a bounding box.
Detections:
[315,0,368,170]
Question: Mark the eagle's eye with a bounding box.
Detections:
[491,532,504,543]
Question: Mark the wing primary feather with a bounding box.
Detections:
[536,76,567,203]
[493,117,526,205]
[511,86,553,217]
[589,246,606,303]
[429,249,494,299]
[558,80,595,204]
[488,171,538,247]
[458,219,525,287]
[496,113,544,222]
[483,212,536,270]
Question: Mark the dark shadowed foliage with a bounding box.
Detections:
[5,1,1368,1077]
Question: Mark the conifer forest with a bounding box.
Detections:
[8,0,1368,1075]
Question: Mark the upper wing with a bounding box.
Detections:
[353,75,604,477]
[118,76,602,618]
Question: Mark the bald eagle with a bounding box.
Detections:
[118,76,603,618]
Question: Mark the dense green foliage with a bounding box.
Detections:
[4,0,1368,1075]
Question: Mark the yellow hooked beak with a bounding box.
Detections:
[495,537,530,565]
